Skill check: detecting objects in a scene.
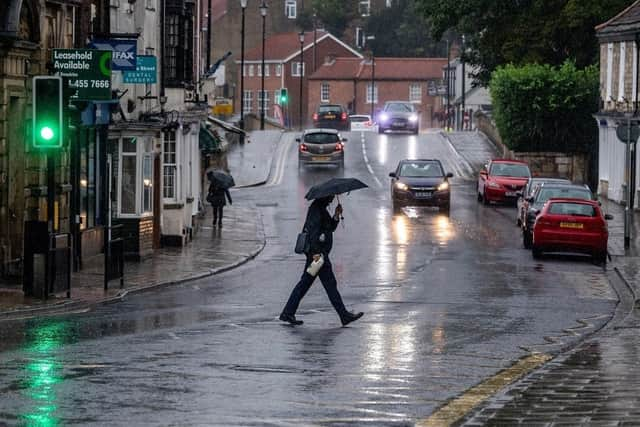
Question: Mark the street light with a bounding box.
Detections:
[239,0,248,143]
[298,31,304,131]
[259,1,268,130]
[366,35,376,119]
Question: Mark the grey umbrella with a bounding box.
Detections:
[207,169,235,189]
[304,177,368,200]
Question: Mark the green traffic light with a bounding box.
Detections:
[40,126,54,141]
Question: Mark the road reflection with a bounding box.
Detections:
[377,134,388,165]
[364,322,417,377]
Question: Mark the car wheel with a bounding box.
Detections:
[593,251,607,265]
[532,246,542,259]
[482,192,490,205]
[523,229,533,249]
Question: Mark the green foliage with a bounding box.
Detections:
[489,61,599,153]
[365,0,445,57]
[416,0,630,85]
[310,0,356,37]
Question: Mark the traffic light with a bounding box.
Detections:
[32,76,63,148]
[279,88,288,105]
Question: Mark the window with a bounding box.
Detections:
[359,0,370,16]
[163,0,195,87]
[355,27,365,48]
[143,154,153,213]
[285,0,296,19]
[321,83,330,102]
[366,83,378,104]
[275,64,282,76]
[257,64,262,76]
[80,131,98,229]
[242,65,246,77]
[121,138,137,215]
[409,84,422,103]
[243,90,253,113]
[264,64,270,76]
[258,90,270,113]
[292,61,305,77]
[249,65,254,76]
[163,131,177,200]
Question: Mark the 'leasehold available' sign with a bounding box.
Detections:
[53,49,112,100]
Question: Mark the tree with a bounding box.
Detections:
[416,0,630,85]
[366,0,445,57]
[301,0,356,37]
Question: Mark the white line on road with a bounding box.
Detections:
[361,132,383,188]
[266,133,296,187]
[440,131,475,178]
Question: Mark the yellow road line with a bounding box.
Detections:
[416,352,552,427]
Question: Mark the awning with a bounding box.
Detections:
[207,115,247,135]
[199,125,222,153]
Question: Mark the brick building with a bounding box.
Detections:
[307,57,448,129]
[238,31,362,128]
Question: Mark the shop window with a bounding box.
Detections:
[80,131,98,230]
[112,136,155,217]
[409,84,422,103]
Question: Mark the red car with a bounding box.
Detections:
[478,159,531,205]
[531,198,612,262]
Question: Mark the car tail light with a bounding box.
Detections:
[335,142,343,151]
[536,217,553,228]
[365,121,372,126]
[299,143,308,152]
[313,113,318,121]
[341,112,347,121]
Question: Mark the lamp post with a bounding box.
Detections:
[259,1,268,130]
[239,0,248,143]
[298,31,304,131]
[366,35,375,118]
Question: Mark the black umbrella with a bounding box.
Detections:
[207,169,235,189]
[304,177,368,200]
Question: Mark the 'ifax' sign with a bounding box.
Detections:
[89,39,137,71]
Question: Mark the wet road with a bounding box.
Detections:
[0,131,617,426]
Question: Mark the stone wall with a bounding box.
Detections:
[513,152,589,184]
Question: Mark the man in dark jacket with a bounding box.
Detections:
[280,195,364,326]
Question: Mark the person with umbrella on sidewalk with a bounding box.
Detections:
[206,170,234,228]
[280,178,367,326]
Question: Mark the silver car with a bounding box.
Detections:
[297,129,346,167]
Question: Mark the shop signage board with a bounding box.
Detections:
[52,49,112,100]
[122,55,157,84]
[89,39,137,71]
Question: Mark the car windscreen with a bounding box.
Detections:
[548,202,596,217]
[537,188,591,203]
[490,163,530,177]
[350,116,369,122]
[399,162,443,177]
[318,105,342,114]
[385,103,412,112]
[304,133,340,144]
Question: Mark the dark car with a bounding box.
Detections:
[312,104,350,130]
[378,101,419,134]
[297,128,346,167]
[521,183,594,248]
[516,177,571,226]
[389,159,453,213]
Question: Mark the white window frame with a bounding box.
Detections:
[355,27,365,48]
[606,43,613,101]
[249,65,254,77]
[258,90,270,113]
[243,90,253,113]
[163,130,178,202]
[285,0,297,19]
[275,64,282,76]
[264,64,270,77]
[321,83,330,102]
[359,0,370,17]
[409,83,422,103]
[366,83,378,104]
[257,64,262,77]
[619,42,626,102]
[292,61,305,77]
[115,135,154,218]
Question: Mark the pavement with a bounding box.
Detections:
[0,130,281,322]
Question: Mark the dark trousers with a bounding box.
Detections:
[282,255,348,319]
[212,205,223,224]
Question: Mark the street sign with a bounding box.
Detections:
[52,49,112,100]
[89,39,137,71]
[616,123,640,143]
[122,55,157,84]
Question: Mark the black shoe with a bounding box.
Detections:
[279,313,303,325]
[218,222,223,228]
[341,311,364,326]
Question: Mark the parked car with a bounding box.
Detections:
[477,159,531,205]
[297,129,346,167]
[312,104,349,130]
[349,114,376,132]
[516,177,571,226]
[389,159,453,213]
[377,101,419,134]
[532,198,612,263]
[521,183,594,249]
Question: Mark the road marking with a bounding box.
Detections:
[440,132,475,178]
[361,132,383,188]
[416,352,551,427]
[267,133,295,187]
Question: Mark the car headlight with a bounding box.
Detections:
[395,182,409,191]
[437,181,449,191]
[488,181,501,189]
[408,114,418,122]
[379,113,389,122]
